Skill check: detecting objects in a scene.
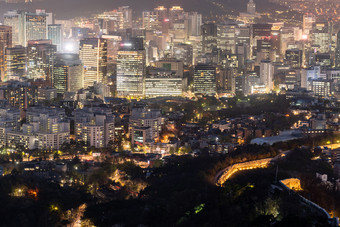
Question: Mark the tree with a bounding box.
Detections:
[169,147,177,155]
[178,146,192,155]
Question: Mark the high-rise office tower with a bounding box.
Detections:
[79,38,107,88]
[202,23,217,54]
[3,10,22,46]
[0,25,12,48]
[247,0,256,15]
[142,6,170,32]
[24,10,48,46]
[96,6,132,34]
[173,43,193,66]
[280,27,296,56]
[143,11,161,30]
[186,12,202,36]
[145,68,183,97]
[5,46,26,79]
[260,60,274,92]
[4,10,49,47]
[169,6,184,23]
[53,54,84,94]
[335,32,340,67]
[118,6,133,29]
[285,49,303,69]
[217,23,237,53]
[27,40,56,80]
[48,24,63,52]
[252,23,272,59]
[117,38,146,97]
[303,14,316,35]
[236,26,251,59]
[154,6,168,21]
[0,26,12,81]
[312,21,332,53]
[97,9,124,33]
[236,26,251,45]
[193,64,216,95]
[155,6,170,33]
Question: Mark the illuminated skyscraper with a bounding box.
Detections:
[143,6,170,32]
[3,10,22,46]
[312,79,332,97]
[303,14,316,35]
[0,26,11,46]
[5,46,26,79]
[260,60,274,92]
[247,0,256,15]
[24,10,48,46]
[154,6,168,22]
[96,6,132,34]
[312,21,331,53]
[48,24,63,52]
[118,6,133,29]
[4,10,50,47]
[0,26,12,81]
[27,40,56,80]
[145,68,183,97]
[217,23,237,53]
[97,10,124,33]
[251,23,272,59]
[186,12,202,36]
[335,32,340,67]
[193,64,216,95]
[285,49,303,69]
[143,11,161,30]
[53,54,84,94]
[79,38,107,88]
[154,6,170,33]
[117,38,146,97]
[169,6,184,23]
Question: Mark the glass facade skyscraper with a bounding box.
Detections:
[193,64,216,95]
[48,24,63,52]
[117,38,145,97]
[79,38,107,88]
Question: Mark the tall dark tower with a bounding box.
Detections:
[335,31,340,67]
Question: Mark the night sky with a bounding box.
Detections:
[0,0,282,20]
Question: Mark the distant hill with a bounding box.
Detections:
[0,0,285,20]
